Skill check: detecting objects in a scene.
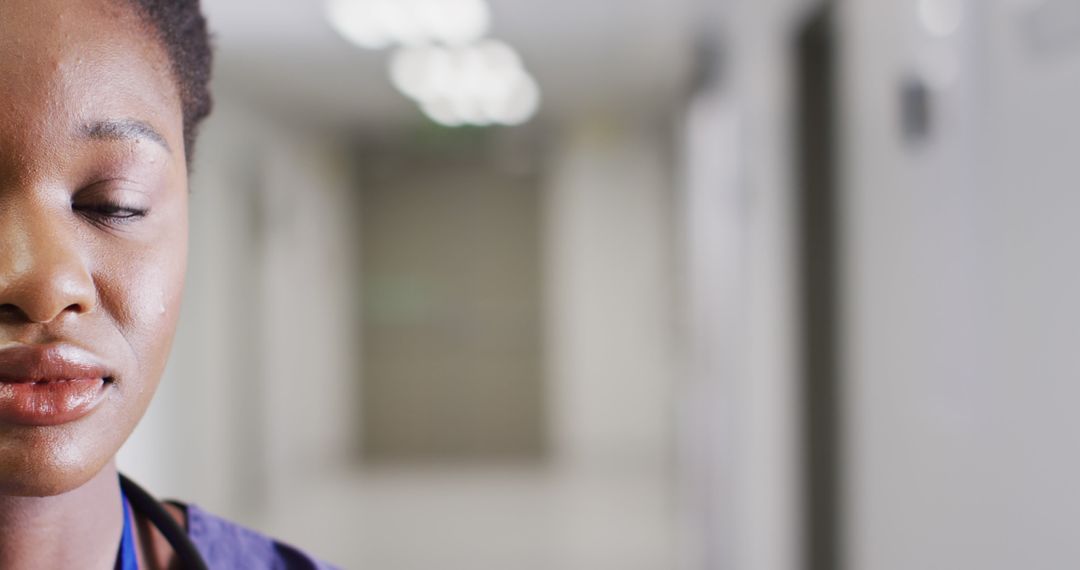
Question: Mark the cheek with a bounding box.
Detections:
[96,215,188,392]
[122,239,187,328]
[119,242,187,360]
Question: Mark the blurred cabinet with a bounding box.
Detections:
[839,0,1080,568]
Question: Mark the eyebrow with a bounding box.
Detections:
[82,119,171,154]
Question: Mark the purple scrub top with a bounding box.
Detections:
[183,502,340,569]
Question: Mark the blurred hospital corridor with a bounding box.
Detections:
[117,0,1080,568]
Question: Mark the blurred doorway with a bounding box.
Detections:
[359,139,545,460]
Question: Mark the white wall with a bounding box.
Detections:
[255,130,363,508]
[543,117,676,467]
[677,0,812,568]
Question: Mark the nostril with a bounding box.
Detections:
[0,301,91,324]
[0,304,32,323]
[64,302,88,315]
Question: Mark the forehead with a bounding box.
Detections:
[0,0,182,169]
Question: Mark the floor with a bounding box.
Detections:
[252,462,678,570]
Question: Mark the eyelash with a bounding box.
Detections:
[75,203,150,225]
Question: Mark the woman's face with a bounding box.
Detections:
[0,0,188,496]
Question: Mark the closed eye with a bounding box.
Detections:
[74,202,150,225]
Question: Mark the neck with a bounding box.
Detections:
[0,462,122,570]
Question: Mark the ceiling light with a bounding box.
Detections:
[326,0,492,49]
[389,41,541,127]
[918,0,965,37]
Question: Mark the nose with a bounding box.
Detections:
[0,209,97,324]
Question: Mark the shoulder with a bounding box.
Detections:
[183,502,340,570]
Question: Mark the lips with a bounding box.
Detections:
[0,344,114,427]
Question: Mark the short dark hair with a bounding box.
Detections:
[127,0,214,165]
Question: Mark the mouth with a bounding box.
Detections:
[10,377,114,385]
[0,345,116,427]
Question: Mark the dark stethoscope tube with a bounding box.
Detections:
[119,473,209,570]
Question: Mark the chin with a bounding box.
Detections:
[0,425,118,497]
